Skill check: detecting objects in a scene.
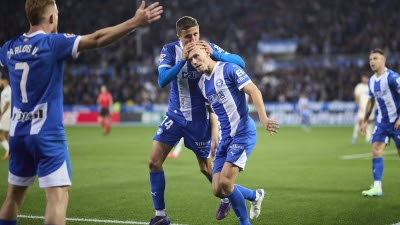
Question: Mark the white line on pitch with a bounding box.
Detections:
[341,150,397,160]
[18,215,188,225]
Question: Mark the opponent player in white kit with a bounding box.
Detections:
[0,71,11,160]
[351,74,375,144]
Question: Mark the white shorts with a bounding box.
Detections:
[0,115,10,131]
[357,110,374,121]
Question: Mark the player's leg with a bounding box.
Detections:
[1,136,36,224]
[0,184,29,224]
[213,163,250,225]
[149,115,181,224]
[33,134,72,224]
[44,186,69,225]
[351,120,360,144]
[362,141,385,197]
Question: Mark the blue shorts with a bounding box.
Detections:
[213,124,257,174]
[372,122,400,147]
[8,134,72,188]
[153,114,211,158]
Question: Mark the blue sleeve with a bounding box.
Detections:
[225,63,251,90]
[388,71,400,93]
[52,33,81,61]
[158,59,185,88]
[209,43,245,68]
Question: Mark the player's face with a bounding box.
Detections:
[188,45,208,72]
[369,53,385,73]
[178,26,199,46]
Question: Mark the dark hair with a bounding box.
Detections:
[370,48,385,56]
[176,16,198,35]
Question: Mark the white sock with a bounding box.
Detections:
[155,209,167,216]
[352,122,359,139]
[373,181,382,190]
[1,140,9,152]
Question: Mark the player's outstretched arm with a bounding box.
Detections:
[242,83,279,135]
[78,1,163,51]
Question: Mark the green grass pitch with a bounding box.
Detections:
[0,126,399,225]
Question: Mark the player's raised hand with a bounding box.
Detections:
[133,1,163,26]
[261,118,279,135]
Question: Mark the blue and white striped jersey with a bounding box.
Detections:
[0,31,81,136]
[199,62,252,139]
[368,68,400,124]
[158,41,231,123]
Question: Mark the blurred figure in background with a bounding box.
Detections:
[167,137,184,158]
[351,74,375,144]
[0,70,10,160]
[97,85,113,135]
[298,93,311,132]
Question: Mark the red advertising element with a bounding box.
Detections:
[63,112,120,125]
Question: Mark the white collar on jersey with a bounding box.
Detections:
[373,67,388,80]
[23,30,46,37]
[205,61,221,80]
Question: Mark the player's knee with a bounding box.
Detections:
[213,178,233,198]
[199,167,212,177]
[148,158,163,171]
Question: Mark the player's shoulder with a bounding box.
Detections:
[162,41,180,50]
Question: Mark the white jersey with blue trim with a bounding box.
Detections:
[0,31,81,136]
[368,68,400,124]
[158,40,230,123]
[199,62,252,139]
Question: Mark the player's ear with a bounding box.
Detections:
[49,14,54,24]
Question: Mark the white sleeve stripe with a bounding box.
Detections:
[159,64,172,69]
[72,35,82,59]
[238,80,252,90]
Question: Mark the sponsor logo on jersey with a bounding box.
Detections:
[182,71,201,79]
[207,91,226,104]
[216,78,224,87]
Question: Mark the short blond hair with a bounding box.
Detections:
[25,0,56,25]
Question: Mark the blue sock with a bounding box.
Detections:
[225,186,250,225]
[0,219,17,225]
[150,171,166,210]
[372,157,383,181]
[235,184,256,201]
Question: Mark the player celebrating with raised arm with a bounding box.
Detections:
[0,1,162,225]
[148,16,245,225]
[360,48,400,197]
[189,42,278,225]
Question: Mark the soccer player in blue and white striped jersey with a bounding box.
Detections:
[361,48,400,197]
[0,1,163,224]
[189,43,279,225]
[148,16,246,224]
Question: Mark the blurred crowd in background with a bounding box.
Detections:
[2,0,400,105]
